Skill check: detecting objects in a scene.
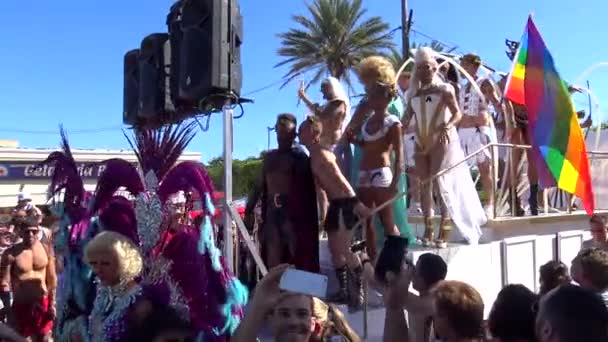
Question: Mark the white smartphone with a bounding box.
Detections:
[279,269,328,299]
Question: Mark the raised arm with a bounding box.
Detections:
[298,84,320,113]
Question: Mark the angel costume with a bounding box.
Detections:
[44,124,247,341]
[407,48,486,247]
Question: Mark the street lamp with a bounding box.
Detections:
[266,126,275,150]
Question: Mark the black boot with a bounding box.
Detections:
[348,266,365,312]
[529,184,539,216]
[328,266,349,304]
[510,189,525,217]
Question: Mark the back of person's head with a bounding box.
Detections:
[572,248,608,291]
[539,260,571,296]
[432,280,484,340]
[311,297,360,342]
[589,214,607,226]
[127,305,192,341]
[488,284,537,341]
[414,253,447,291]
[536,284,608,342]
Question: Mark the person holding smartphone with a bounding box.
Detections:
[298,116,372,309]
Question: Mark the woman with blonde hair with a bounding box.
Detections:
[311,297,360,342]
[346,56,413,258]
[83,231,152,341]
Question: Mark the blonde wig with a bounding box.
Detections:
[357,56,398,98]
[312,297,360,342]
[84,231,143,282]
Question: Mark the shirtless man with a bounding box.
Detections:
[298,78,351,225]
[1,209,56,341]
[458,53,505,218]
[245,114,319,273]
[298,115,371,308]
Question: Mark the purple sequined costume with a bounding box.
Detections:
[83,124,247,341]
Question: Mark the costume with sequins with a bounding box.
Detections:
[43,124,248,341]
[84,124,248,341]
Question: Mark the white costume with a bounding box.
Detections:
[323,77,352,181]
[408,48,486,246]
[358,115,401,188]
[458,77,497,166]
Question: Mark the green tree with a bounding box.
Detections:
[205,156,264,198]
[275,0,395,89]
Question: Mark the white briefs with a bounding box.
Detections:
[358,167,393,188]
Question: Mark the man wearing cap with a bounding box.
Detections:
[458,53,505,218]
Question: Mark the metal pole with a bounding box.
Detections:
[267,126,275,150]
[401,0,409,57]
[222,99,234,272]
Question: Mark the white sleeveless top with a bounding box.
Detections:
[458,77,489,116]
[361,115,401,142]
[410,83,453,151]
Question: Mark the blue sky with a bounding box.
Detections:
[0,0,606,162]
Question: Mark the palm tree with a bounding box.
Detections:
[275,0,395,89]
[387,40,446,72]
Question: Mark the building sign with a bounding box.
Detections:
[0,161,126,180]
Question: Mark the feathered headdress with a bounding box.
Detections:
[89,122,247,339]
[39,127,97,340]
[39,127,90,243]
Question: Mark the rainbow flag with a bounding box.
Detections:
[505,16,594,215]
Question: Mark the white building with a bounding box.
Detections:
[0,145,201,208]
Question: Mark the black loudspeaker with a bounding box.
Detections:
[177,0,242,105]
[138,33,174,120]
[167,2,183,108]
[123,49,140,125]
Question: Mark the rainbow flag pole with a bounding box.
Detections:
[504,15,595,215]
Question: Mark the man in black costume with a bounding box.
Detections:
[245,114,320,273]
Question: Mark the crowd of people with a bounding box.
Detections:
[0,45,602,341]
[234,213,608,342]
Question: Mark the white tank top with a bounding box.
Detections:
[458,77,488,116]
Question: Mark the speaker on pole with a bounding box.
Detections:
[138,33,174,123]
[175,0,243,107]
[123,49,140,125]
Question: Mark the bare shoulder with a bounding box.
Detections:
[438,82,456,96]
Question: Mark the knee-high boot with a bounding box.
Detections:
[348,266,364,311]
[328,266,349,304]
[529,184,539,216]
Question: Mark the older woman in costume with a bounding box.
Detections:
[43,124,248,341]
[84,231,150,341]
[345,56,411,258]
[403,47,486,248]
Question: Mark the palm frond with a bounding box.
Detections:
[276,0,395,87]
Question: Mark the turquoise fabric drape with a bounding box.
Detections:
[351,98,415,249]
